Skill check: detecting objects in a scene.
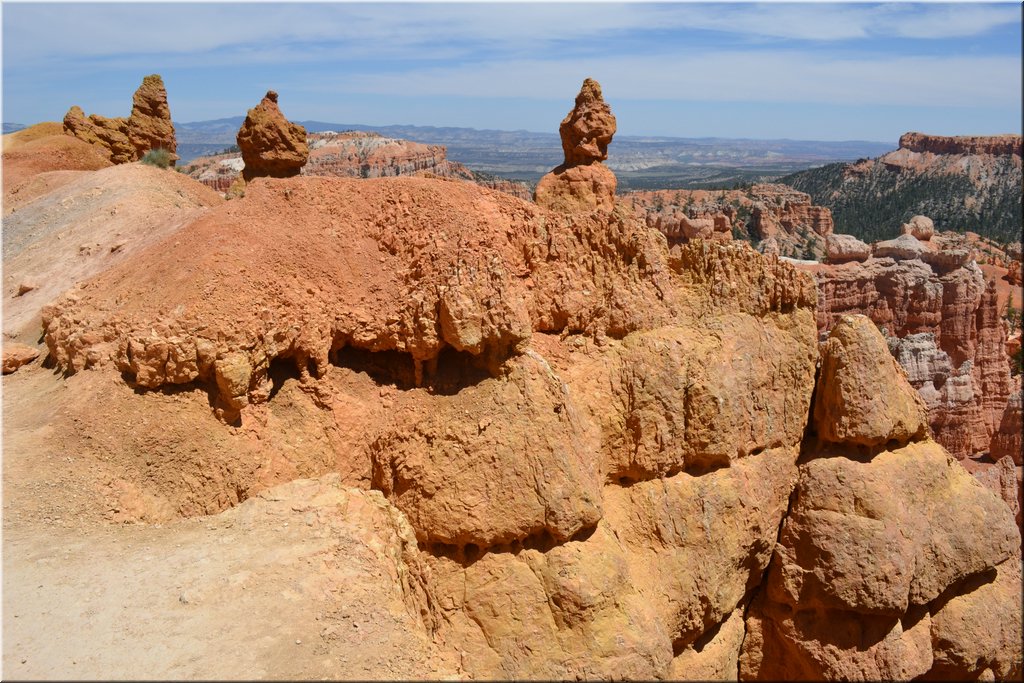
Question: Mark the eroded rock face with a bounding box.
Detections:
[534,79,617,213]
[741,309,1022,681]
[236,91,309,181]
[63,74,176,164]
[38,164,827,677]
[624,184,833,258]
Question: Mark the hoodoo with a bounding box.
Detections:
[236,90,309,182]
[534,78,618,213]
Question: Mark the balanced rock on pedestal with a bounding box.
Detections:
[534,78,618,213]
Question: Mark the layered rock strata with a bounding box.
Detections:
[898,132,1023,157]
[63,74,177,164]
[534,78,618,213]
[741,314,1022,681]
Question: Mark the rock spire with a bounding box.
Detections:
[534,78,618,213]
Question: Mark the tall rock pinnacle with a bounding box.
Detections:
[534,78,618,213]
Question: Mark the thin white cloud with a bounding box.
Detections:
[326,50,1020,109]
[3,2,1019,66]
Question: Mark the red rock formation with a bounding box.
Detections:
[63,74,177,164]
[803,233,1013,459]
[623,184,833,258]
[748,183,833,243]
[535,79,617,213]
[898,132,1023,157]
[236,91,308,181]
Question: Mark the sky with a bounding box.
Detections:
[2,1,1021,142]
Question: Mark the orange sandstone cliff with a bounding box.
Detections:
[4,80,1021,680]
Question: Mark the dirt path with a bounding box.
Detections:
[2,365,460,680]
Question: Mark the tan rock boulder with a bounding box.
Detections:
[874,233,927,260]
[928,558,1023,680]
[768,442,1018,615]
[825,233,871,263]
[236,90,308,181]
[902,214,935,241]
[534,79,617,213]
[814,314,929,447]
[2,343,40,374]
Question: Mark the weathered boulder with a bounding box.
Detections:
[534,79,617,213]
[63,74,176,164]
[2,343,40,374]
[874,233,926,260]
[236,90,308,181]
[813,314,929,447]
[742,311,1021,680]
[826,233,871,263]
[902,214,935,241]
[807,255,1012,459]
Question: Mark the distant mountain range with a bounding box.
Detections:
[4,117,893,191]
[175,117,892,190]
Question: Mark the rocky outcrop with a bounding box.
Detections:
[37,162,825,677]
[623,184,833,259]
[748,183,833,254]
[806,234,1013,458]
[534,79,617,213]
[741,313,1022,681]
[898,132,1023,157]
[63,75,176,164]
[236,91,308,181]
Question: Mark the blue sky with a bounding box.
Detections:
[2,2,1021,142]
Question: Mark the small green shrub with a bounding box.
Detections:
[141,148,172,169]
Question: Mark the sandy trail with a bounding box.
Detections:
[2,365,458,681]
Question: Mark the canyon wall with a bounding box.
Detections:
[898,132,1023,158]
